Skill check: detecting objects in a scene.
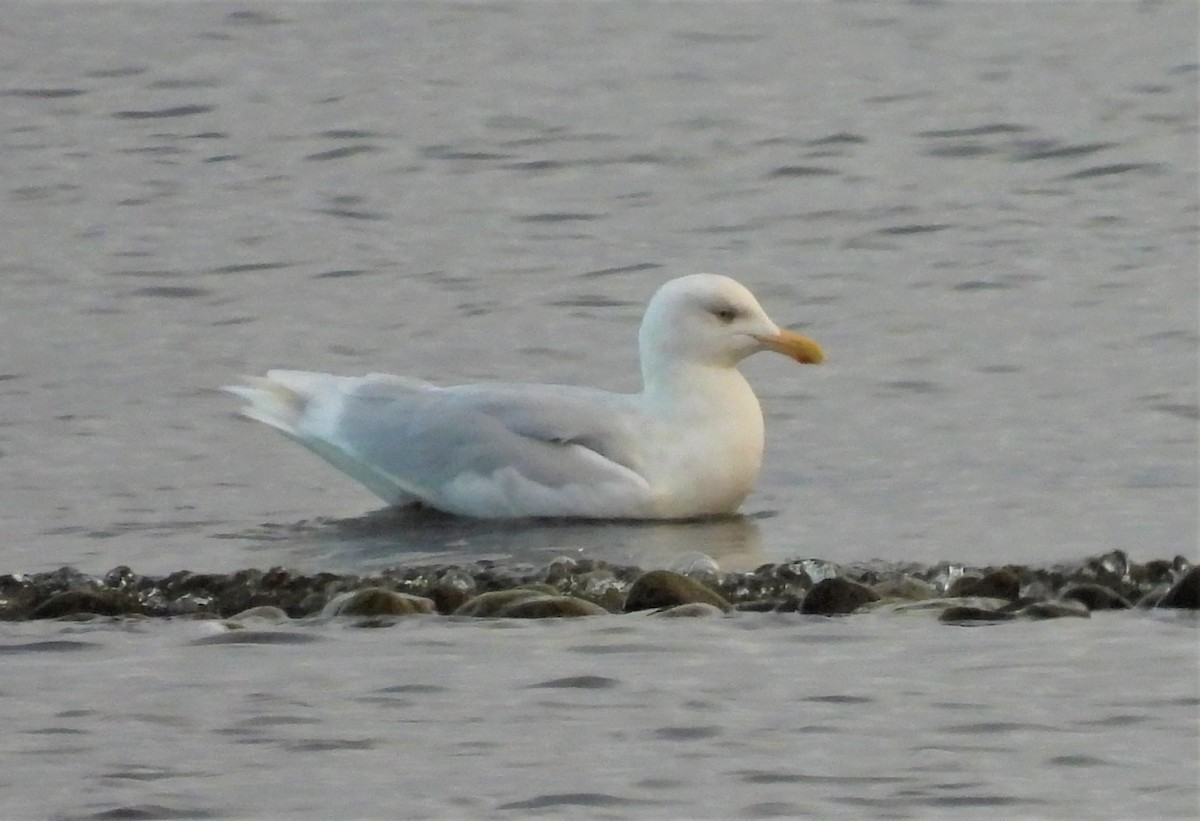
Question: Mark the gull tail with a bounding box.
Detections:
[224,370,351,434]
[223,370,418,507]
[223,376,309,436]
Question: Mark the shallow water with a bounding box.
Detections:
[0,1,1197,818]
[3,612,1197,820]
[2,0,1196,575]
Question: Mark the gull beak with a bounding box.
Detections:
[756,329,825,364]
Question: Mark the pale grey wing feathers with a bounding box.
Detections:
[439,383,647,474]
[331,378,652,504]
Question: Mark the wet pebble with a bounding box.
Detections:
[939,606,1018,625]
[494,595,608,619]
[871,576,937,602]
[800,577,879,615]
[947,568,1021,601]
[28,590,141,620]
[454,589,555,617]
[1157,565,1200,609]
[569,569,627,612]
[226,605,290,624]
[322,588,435,618]
[1059,583,1132,611]
[424,584,473,615]
[1014,600,1090,620]
[734,599,782,613]
[939,598,1090,624]
[1134,558,1178,587]
[2,550,1194,625]
[652,602,727,618]
[622,570,731,613]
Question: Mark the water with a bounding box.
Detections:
[3,613,1197,820]
[1,1,1196,818]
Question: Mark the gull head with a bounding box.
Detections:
[638,273,825,375]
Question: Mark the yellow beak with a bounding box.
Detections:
[756,329,825,364]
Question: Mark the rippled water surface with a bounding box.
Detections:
[1,1,1197,818]
[4,612,1198,820]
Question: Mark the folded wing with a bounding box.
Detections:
[228,371,656,518]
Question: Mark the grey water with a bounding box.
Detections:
[3,613,1197,820]
[1,1,1196,819]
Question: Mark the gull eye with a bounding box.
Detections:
[712,305,738,324]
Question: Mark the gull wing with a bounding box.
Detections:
[234,371,656,517]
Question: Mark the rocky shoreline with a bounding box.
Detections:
[1,549,1196,626]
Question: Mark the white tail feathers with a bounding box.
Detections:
[224,370,418,506]
[223,376,310,436]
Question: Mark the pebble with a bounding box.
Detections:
[453,589,552,617]
[652,602,728,618]
[1157,565,1200,609]
[1014,600,1090,620]
[322,588,435,618]
[225,605,290,624]
[1059,583,1132,610]
[424,584,473,615]
[1,551,1194,624]
[871,576,937,602]
[800,577,879,615]
[494,595,608,619]
[939,606,1018,625]
[880,597,1013,616]
[621,570,732,613]
[947,568,1021,601]
[27,590,140,620]
[939,598,1091,624]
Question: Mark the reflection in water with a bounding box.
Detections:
[239,507,766,573]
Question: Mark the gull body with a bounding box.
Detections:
[226,273,824,519]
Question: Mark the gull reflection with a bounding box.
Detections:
[242,507,766,573]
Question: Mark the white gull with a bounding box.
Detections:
[226,273,824,519]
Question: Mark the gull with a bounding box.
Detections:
[226,273,824,519]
